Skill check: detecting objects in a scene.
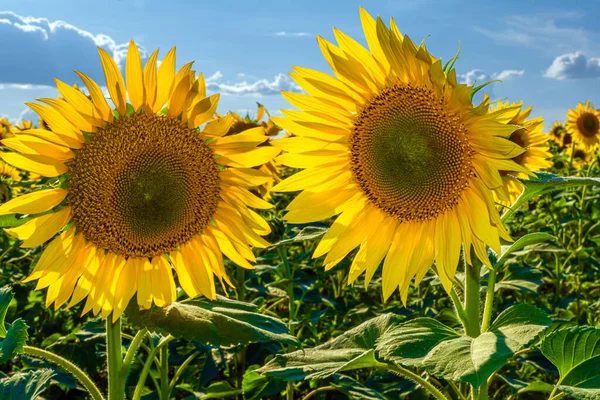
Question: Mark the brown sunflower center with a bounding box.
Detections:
[578,113,599,138]
[69,113,220,258]
[350,83,474,222]
[509,128,529,166]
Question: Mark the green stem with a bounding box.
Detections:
[301,386,337,400]
[160,343,169,400]
[481,269,496,333]
[568,142,576,176]
[447,380,468,400]
[383,363,449,400]
[132,335,175,400]
[476,381,488,400]
[277,246,296,400]
[106,317,124,400]
[23,345,105,400]
[121,329,147,386]
[450,287,469,330]
[168,352,199,395]
[464,262,481,338]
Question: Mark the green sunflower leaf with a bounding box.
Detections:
[268,226,328,249]
[375,305,550,388]
[506,172,600,218]
[257,313,400,381]
[497,233,558,266]
[0,287,14,338]
[375,317,460,366]
[125,295,297,347]
[0,319,29,363]
[0,368,54,400]
[541,326,600,399]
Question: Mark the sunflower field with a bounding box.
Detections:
[1,7,600,400]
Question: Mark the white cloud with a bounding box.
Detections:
[274,31,311,37]
[457,69,525,86]
[0,11,147,86]
[494,69,525,80]
[205,72,302,96]
[544,51,600,80]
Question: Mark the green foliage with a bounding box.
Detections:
[258,314,399,381]
[0,369,54,400]
[126,295,298,347]
[541,326,600,399]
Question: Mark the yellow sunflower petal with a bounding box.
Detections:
[126,40,145,112]
[5,206,71,248]
[98,47,127,117]
[0,188,68,216]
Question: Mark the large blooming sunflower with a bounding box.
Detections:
[0,159,22,204]
[491,101,551,206]
[0,41,279,321]
[223,104,284,199]
[271,8,527,301]
[566,101,600,149]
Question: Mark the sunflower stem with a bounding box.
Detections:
[382,362,449,400]
[106,316,124,400]
[23,345,105,400]
[463,261,481,338]
[276,246,296,400]
[480,268,496,333]
[121,328,147,388]
[159,343,170,400]
[133,335,175,400]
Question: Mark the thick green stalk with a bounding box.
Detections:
[160,345,169,400]
[480,269,496,333]
[23,345,105,400]
[106,317,124,400]
[464,262,481,338]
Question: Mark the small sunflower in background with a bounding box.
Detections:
[548,121,564,143]
[572,147,595,172]
[13,120,34,132]
[0,118,13,140]
[491,101,552,206]
[272,8,528,302]
[224,103,285,199]
[0,159,22,204]
[0,41,279,322]
[566,101,600,149]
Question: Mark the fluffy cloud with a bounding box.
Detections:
[205,72,302,96]
[544,51,600,80]
[0,11,146,86]
[273,31,311,37]
[458,69,525,86]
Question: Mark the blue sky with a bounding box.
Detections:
[0,0,599,128]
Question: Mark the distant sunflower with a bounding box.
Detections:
[549,121,564,142]
[0,159,22,204]
[224,103,284,199]
[0,41,279,321]
[272,8,527,301]
[0,118,13,140]
[13,120,33,132]
[566,101,600,149]
[572,148,594,172]
[491,101,551,205]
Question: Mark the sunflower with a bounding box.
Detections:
[0,118,13,140]
[566,101,600,149]
[0,41,279,322]
[572,148,595,172]
[491,101,551,206]
[13,120,34,132]
[224,103,284,199]
[271,8,528,302]
[549,121,564,142]
[0,159,22,204]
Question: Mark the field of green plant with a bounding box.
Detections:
[0,7,600,400]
